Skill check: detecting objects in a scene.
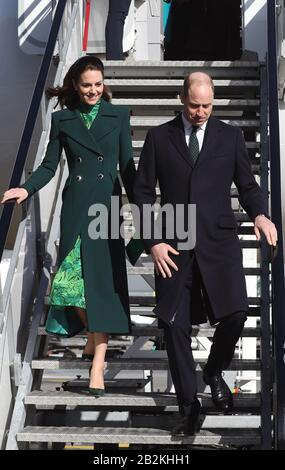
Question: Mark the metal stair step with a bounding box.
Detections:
[61,378,150,391]
[123,226,257,237]
[235,212,252,222]
[129,293,260,308]
[17,426,260,446]
[237,226,256,235]
[105,79,260,91]
[43,296,261,315]
[127,266,262,276]
[129,325,261,338]
[31,358,260,371]
[121,187,260,198]
[130,116,260,129]
[46,337,130,348]
[132,140,260,150]
[113,222,260,248]
[52,213,252,247]
[130,295,261,305]
[103,60,260,78]
[239,240,260,248]
[133,413,261,429]
[38,325,260,339]
[51,248,261,273]
[112,98,260,110]
[128,302,261,317]
[136,240,260,250]
[24,391,261,410]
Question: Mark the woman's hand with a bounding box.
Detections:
[1,188,29,204]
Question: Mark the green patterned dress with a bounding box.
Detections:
[48,101,101,317]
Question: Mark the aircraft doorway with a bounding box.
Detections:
[164,0,242,61]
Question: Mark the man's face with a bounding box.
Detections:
[182,84,213,126]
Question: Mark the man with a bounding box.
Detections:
[105,0,131,60]
[133,72,277,436]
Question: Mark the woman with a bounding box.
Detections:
[1,56,142,396]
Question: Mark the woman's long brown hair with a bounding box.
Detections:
[46,56,111,109]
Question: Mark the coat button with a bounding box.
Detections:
[77,157,82,163]
[97,155,103,162]
[76,175,82,181]
[98,173,104,179]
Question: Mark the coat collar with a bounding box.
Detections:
[168,114,223,169]
[168,113,193,168]
[58,100,119,155]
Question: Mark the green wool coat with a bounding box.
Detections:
[21,99,143,335]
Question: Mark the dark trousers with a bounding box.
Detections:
[105,0,132,60]
[163,258,247,417]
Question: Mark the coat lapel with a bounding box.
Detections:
[168,114,194,168]
[89,99,118,142]
[194,116,223,168]
[167,114,223,169]
[58,100,118,155]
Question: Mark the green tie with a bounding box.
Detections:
[189,125,199,163]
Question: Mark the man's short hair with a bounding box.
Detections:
[183,72,215,97]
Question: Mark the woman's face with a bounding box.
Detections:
[74,69,104,105]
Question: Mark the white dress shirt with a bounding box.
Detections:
[181,112,208,152]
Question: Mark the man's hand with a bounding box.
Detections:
[254,215,278,246]
[151,243,179,278]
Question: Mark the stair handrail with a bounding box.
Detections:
[267,0,285,450]
[83,0,91,51]
[2,0,83,449]
[0,0,68,265]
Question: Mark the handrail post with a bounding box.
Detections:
[83,0,91,52]
[267,0,285,450]
[0,0,68,263]
[259,64,273,449]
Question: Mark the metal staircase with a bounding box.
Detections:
[6,59,274,450]
[2,0,285,452]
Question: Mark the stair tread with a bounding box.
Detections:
[50,266,262,276]
[103,60,261,68]
[113,98,259,107]
[106,79,260,86]
[132,140,260,149]
[39,325,261,337]
[121,188,262,199]
[25,390,260,408]
[43,297,262,312]
[130,116,260,127]
[127,266,262,275]
[128,325,261,337]
[17,426,260,444]
[32,358,260,370]
[60,378,150,389]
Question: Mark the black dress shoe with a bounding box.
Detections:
[171,399,201,436]
[203,369,233,412]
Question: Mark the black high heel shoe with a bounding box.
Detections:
[88,365,105,397]
[82,353,94,361]
[88,387,105,397]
